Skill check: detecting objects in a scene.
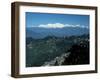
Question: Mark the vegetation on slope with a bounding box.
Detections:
[26,34,89,67]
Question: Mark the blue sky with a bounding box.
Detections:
[26,12,89,28]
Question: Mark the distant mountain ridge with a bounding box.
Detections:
[26,27,89,39]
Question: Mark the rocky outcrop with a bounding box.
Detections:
[42,52,70,66]
[42,40,89,66]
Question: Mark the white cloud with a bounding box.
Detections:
[65,24,81,27]
[39,23,65,28]
[38,23,88,28]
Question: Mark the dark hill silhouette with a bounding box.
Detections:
[62,41,89,65]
